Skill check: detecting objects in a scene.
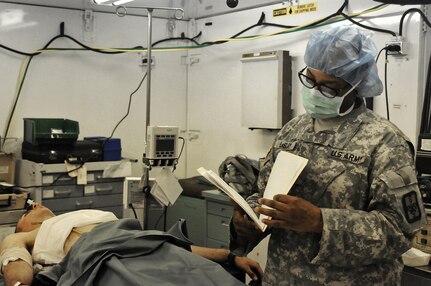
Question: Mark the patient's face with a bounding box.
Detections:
[16,203,55,233]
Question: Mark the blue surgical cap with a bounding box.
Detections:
[304,26,383,98]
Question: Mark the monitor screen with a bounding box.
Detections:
[156,138,175,152]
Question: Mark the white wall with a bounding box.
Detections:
[186,1,425,177]
[2,1,426,178]
[0,3,189,178]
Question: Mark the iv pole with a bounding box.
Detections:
[92,1,185,229]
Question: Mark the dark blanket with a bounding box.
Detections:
[34,218,245,286]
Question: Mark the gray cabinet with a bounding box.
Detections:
[166,196,207,246]
[402,266,431,286]
[147,190,233,248]
[203,190,233,249]
[15,159,126,218]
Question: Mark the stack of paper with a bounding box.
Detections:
[197,167,267,232]
[197,151,308,232]
[259,151,308,222]
[150,167,183,206]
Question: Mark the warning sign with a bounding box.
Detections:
[273,2,318,17]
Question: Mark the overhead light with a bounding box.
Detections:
[113,0,135,5]
[93,0,135,5]
[93,0,111,4]
[373,0,431,3]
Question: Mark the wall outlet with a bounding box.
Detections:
[140,54,155,67]
[386,37,407,56]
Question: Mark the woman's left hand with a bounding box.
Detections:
[256,194,323,233]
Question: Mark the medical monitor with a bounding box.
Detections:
[145,126,179,160]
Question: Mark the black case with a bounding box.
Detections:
[22,140,102,164]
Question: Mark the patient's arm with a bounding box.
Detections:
[3,260,33,286]
[191,245,263,281]
[0,230,38,286]
[191,245,229,263]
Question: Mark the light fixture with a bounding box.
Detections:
[113,0,135,5]
[93,0,136,5]
[373,0,431,3]
[93,0,112,4]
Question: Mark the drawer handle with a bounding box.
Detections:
[54,189,73,197]
[76,200,93,208]
[95,187,113,194]
[220,220,230,227]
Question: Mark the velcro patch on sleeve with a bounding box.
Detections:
[379,166,418,189]
[402,191,422,223]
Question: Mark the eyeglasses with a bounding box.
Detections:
[298,66,347,98]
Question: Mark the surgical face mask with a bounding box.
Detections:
[302,81,361,119]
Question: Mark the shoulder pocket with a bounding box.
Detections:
[379,166,417,189]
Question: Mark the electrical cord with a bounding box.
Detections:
[399,8,431,37]
[376,46,388,63]
[375,46,392,120]
[172,136,185,172]
[200,2,390,46]
[102,72,148,148]
[0,44,34,57]
[340,12,396,36]
[128,203,138,219]
[376,44,403,120]
[177,137,186,162]
[152,32,201,47]
[154,206,168,231]
[384,49,389,121]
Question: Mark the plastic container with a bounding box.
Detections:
[24,118,79,145]
[84,137,121,161]
[402,248,431,267]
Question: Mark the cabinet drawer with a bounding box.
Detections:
[207,214,230,242]
[43,194,123,212]
[207,201,233,218]
[206,238,229,249]
[42,174,76,186]
[88,171,123,183]
[42,185,83,199]
[83,181,123,196]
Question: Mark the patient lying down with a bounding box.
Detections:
[0,203,263,286]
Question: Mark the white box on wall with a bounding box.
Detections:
[241,50,292,130]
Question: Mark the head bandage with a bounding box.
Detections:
[304,25,383,98]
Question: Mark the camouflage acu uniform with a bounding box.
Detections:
[232,103,426,285]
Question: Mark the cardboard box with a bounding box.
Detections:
[0,153,15,184]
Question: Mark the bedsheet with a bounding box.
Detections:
[33,218,246,286]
